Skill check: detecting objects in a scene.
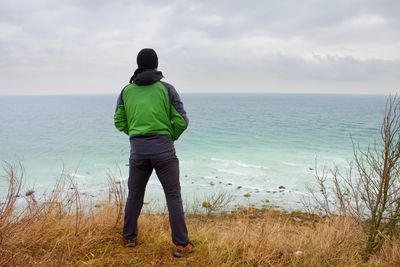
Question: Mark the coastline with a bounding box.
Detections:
[1,167,399,266]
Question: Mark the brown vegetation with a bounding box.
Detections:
[1,163,400,266]
[306,95,400,261]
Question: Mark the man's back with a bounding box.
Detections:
[114,48,193,257]
[114,68,188,156]
[123,81,172,137]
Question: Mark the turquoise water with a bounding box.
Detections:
[0,94,386,210]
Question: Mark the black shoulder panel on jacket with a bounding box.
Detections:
[161,81,189,127]
[115,85,128,113]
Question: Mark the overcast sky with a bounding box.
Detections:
[0,0,399,95]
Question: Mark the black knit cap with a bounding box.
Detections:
[137,48,158,69]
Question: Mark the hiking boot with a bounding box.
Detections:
[173,242,194,258]
[125,237,137,247]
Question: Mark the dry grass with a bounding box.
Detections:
[1,164,400,266]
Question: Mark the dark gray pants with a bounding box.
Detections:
[123,153,189,246]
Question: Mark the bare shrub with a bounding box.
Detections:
[200,191,235,215]
[107,167,126,227]
[305,95,400,261]
[0,162,23,223]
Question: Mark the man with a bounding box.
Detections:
[114,48,194,257]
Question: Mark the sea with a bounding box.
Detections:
[0,94,386,211]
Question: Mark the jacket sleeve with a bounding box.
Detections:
[163,82,189,141]
[114,88,129,135]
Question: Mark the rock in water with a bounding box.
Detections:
[243,193,251,198]
[25,190,35,197]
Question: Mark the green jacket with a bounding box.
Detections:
[114,69,188,142]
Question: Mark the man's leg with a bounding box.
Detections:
[123,158,153,240]
[152,155,189,246]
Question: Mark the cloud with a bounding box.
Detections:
[0,0,399,95]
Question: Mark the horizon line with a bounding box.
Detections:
[0,91,392,97]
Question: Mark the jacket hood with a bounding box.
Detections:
[129,68,163,85]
